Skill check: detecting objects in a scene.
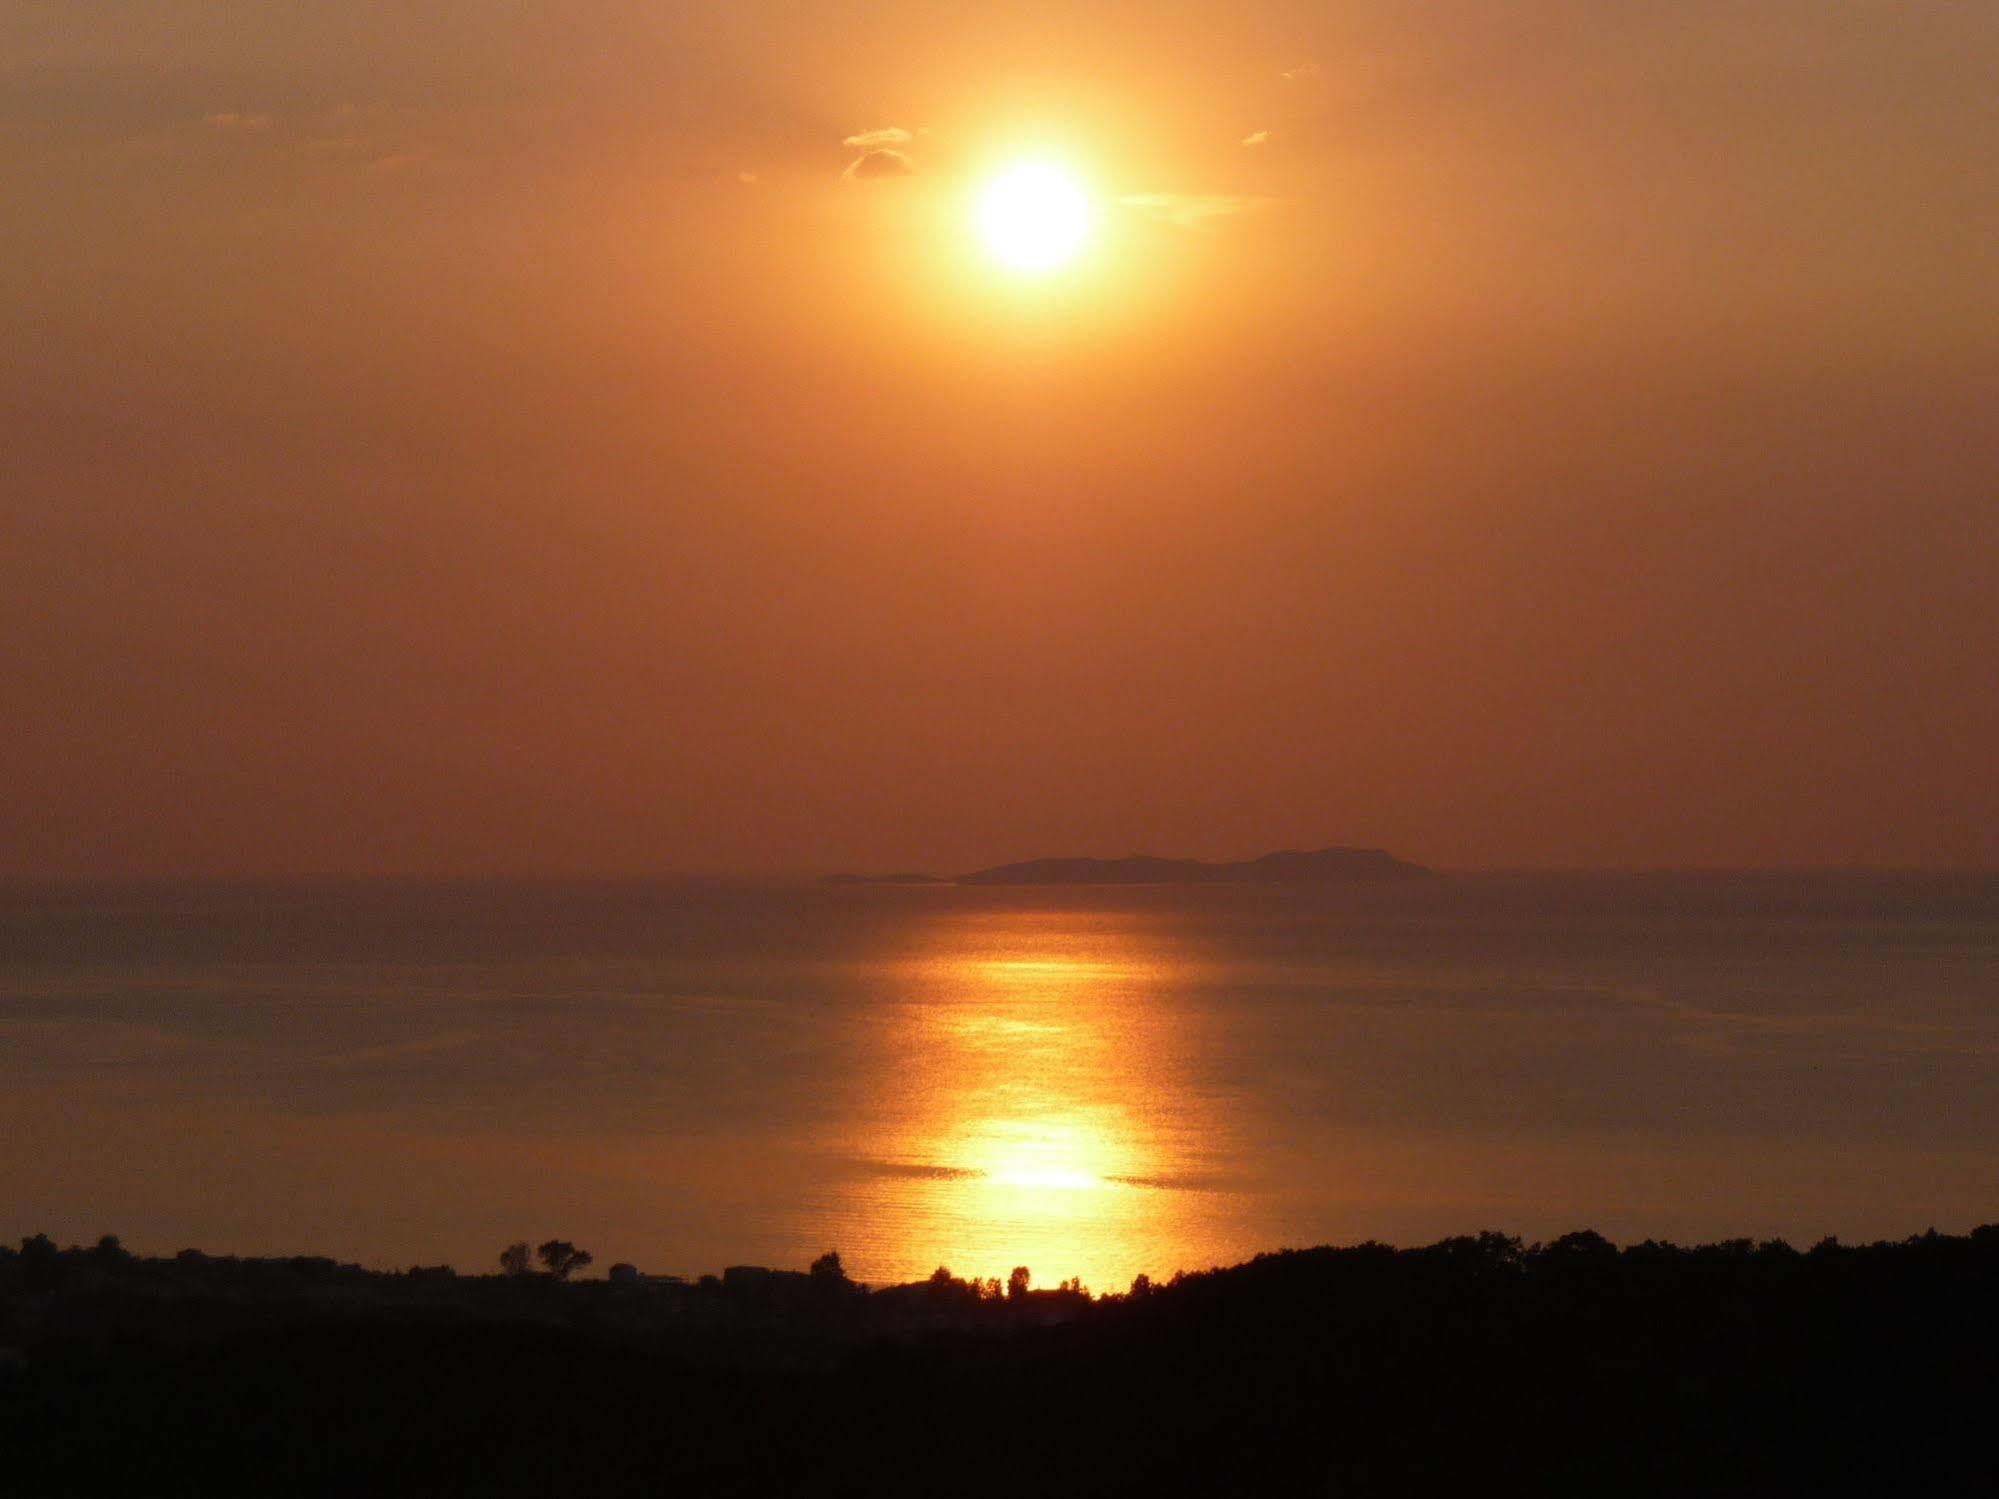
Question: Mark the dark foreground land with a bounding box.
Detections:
[3,1226,1996,1497]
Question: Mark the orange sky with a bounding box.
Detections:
[4,2,1996,875]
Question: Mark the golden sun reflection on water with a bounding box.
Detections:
[835,917,1237,1293]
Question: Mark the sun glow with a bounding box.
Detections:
[976,162,1092,272]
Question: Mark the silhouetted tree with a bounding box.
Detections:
[1538,1229,1617,1263]
[810,1251,847,1284]
[18,1233,58,1289]
[537,1240,592,1279]
[1477,1230,1524,1266]
[1129,1273,1153,1299]
[1008,1266,1031,1300]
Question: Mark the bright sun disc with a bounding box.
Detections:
[977,163,1091,272]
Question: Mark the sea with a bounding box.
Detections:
[3,873,1996,1291]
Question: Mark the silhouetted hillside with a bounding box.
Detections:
[4,1224,1995,1495]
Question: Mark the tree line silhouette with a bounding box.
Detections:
[3,1223,1996,1494]
[498,1240,593,1279]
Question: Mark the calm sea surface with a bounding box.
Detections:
[4,875,1997,1289]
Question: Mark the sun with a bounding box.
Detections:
[976,162,1092,272]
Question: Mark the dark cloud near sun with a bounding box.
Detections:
[845,147,914,180]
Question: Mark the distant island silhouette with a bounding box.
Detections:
[826,845,1429,886]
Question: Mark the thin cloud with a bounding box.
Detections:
[1282,61,1320,81]
[1119,192,1267,226]
[1242,129,1272,147]
[203,111,272,132]
[843,126,914,150]
[298,105,431,169]
[845,148,915,180]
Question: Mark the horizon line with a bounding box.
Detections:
[4,862,1998,886]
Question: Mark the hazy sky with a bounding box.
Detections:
[5,2,1996,875]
